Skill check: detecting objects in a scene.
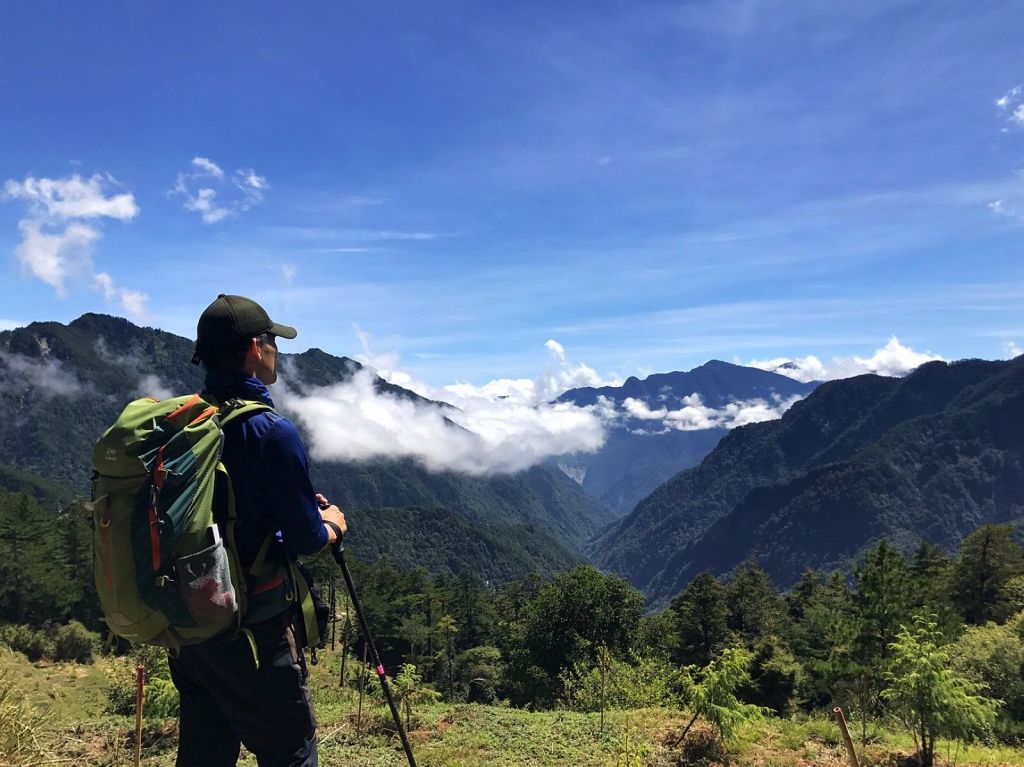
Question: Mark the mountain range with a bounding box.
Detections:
[593,356,1024,607]
[0,314,605,580]
[554,361,817,514]
[3,312,1022,609]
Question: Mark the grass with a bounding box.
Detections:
[3,646,1024,767]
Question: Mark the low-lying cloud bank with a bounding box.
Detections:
[610,392,804,434]
[276,365,607,475]
[744,337,943,383]
[274,335,952,475]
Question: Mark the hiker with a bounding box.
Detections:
[170,293,348,767]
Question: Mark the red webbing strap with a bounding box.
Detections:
[165,394,202,421]
[149,445,166,571]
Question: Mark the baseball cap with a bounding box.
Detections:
[192,294,297,365]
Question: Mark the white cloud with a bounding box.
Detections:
[443,340,622,407]
[2,172,142,309]
[172,157,268,224]
[136,374,175,400]
[1004,341,1022,359]
[545,339,566,362]
[996,85,1024,130]
[989,199,1017,218]
[996,85,1022,110]
[620,392,803,432]
[276,367,606,475]
[3,173,138,221]
[14,219,99,295]
[94,272,149,318]
[191,157,224,178]
[270,334,625,475]
[741,354,829,383]
[281,263,297,285]
[748,337,942,382]
[0,320,23,332]
[0,351,83,397]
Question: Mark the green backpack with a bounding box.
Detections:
[90,394,300,650]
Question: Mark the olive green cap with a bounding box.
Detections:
[192,294,297,365]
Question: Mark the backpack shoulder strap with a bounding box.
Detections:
[215,398,274,427]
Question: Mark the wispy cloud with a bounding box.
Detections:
[746,337,943,382]
[171,156,268,224]
[0,351,83,397]
[996,85,1024,131]
[1004,341,1022,359]
[1,173,146,317]
[988,88,1024,221]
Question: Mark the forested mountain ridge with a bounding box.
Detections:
[0,313,611,577]
[554,360,818,515]
[557,359,817,409]
[594,356,1024,606]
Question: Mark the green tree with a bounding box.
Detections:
[507,566,644,707]
[672,647,768,747]
[670,572,730,667]
[951,613,1024,730]
[909,541,958,638]
[392,664,441,731]
[950,525,1024,625]
[453,646,503,703]
[726,560,787,646]
[882,616,998,767]
[851,540,913,730]
[435,614,458,700]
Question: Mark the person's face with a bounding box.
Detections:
[252,334,278,385]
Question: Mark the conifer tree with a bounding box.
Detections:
[950,525,1024,625]
[671,571,730,667]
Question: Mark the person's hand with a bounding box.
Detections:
[316,493,347,543]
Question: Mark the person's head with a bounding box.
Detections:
[192,294,297,385]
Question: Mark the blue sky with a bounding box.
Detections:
[2,1,1023,389]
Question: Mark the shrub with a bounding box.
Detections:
[0,624,54,662]
[560,652,682,711]
[53,621,96,663]
[106,645,178,719]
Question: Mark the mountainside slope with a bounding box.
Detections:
[0,314,612,578]
[556,360,818,515]
[593,358,1020,605]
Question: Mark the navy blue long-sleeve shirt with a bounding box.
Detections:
[203,370,328,572]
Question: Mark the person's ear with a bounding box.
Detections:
[249,337,263,361]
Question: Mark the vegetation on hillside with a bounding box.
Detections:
[595,357,1024,607]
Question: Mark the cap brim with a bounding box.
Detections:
[269,322,297,339]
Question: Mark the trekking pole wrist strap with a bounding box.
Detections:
[323,519,344,546]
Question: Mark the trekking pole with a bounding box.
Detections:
[327,530,418,767]
[330,577,337,651]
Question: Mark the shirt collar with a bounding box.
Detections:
[203,368,275,407]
